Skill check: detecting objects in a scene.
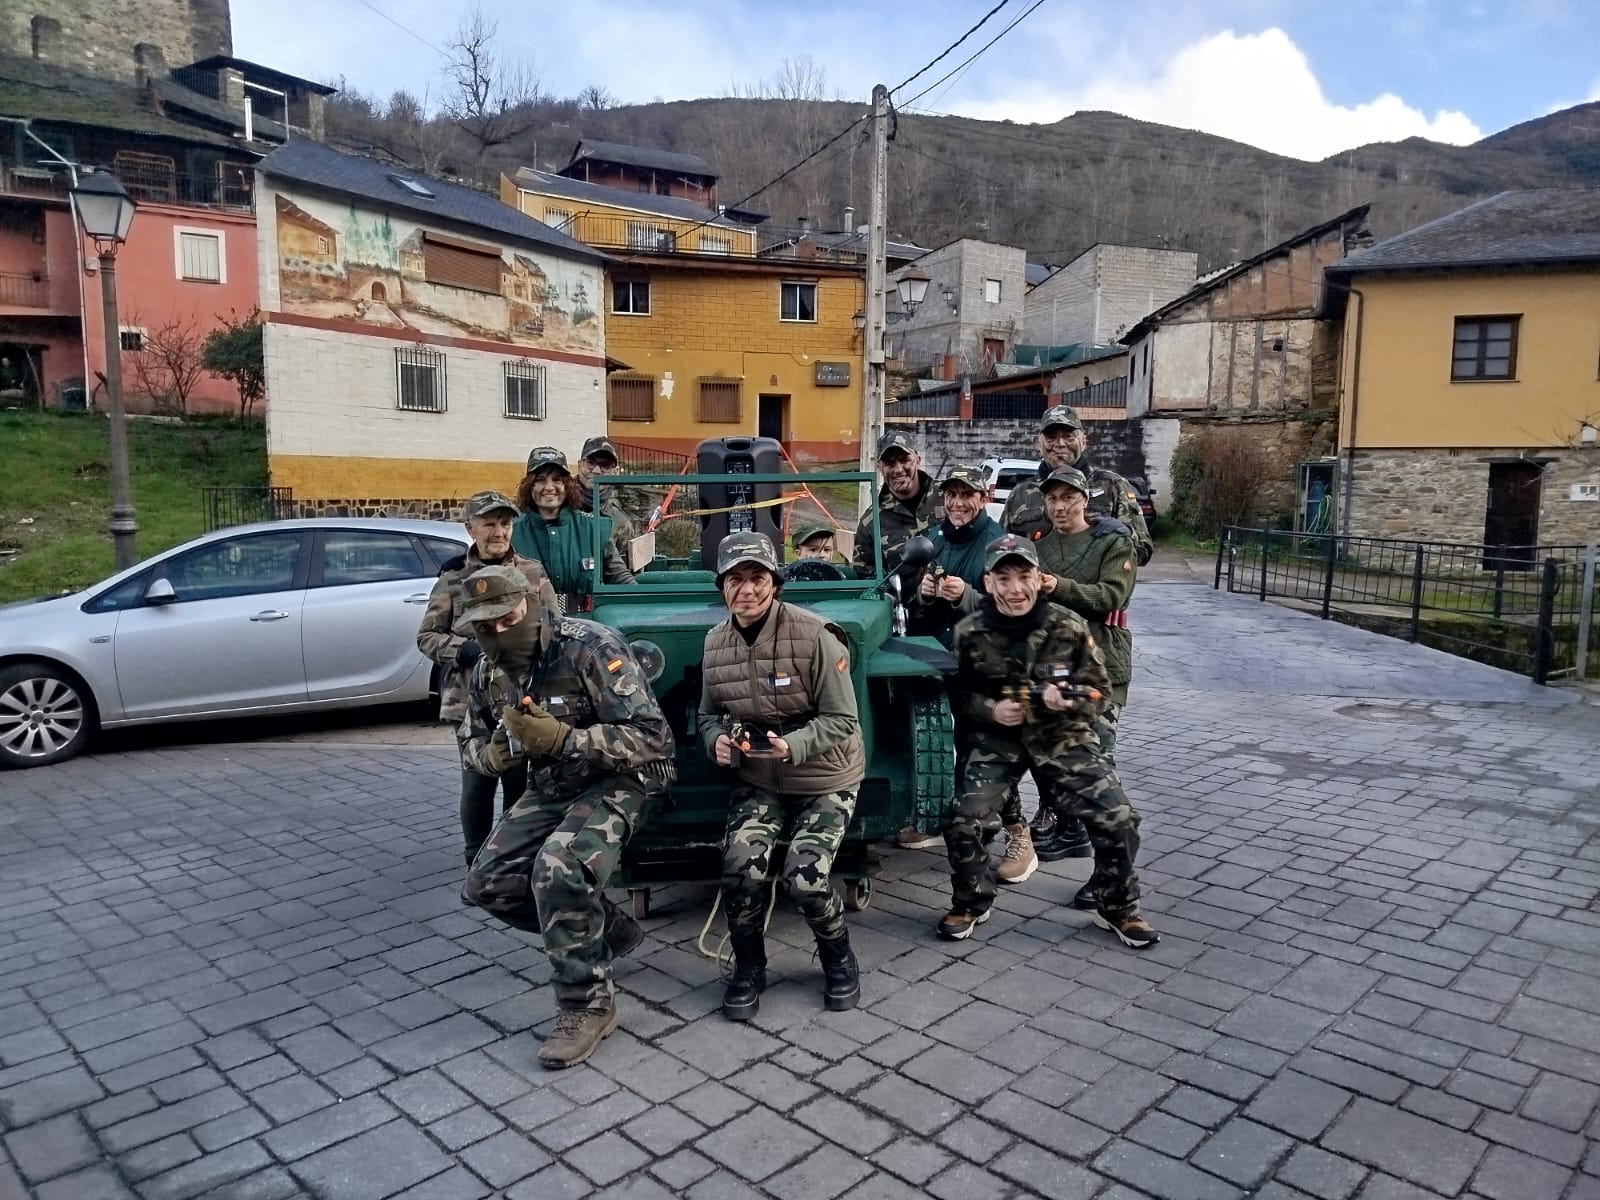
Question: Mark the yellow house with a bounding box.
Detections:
[1327,188,1600,548]
[502,162,866,463]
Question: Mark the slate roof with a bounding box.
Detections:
[260,140,603,263]
[150,77,288,142]
[1328,188,1600,275]
[184,56,337,96]
[0,54,244,149]
[565,139,716,179]
[510,167,748,229]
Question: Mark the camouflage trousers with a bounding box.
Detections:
[463,772,648,1010]
[457,738,527,865]
[1001,703,1121,825]
[949,731,1142,919]
[723,785,856,940]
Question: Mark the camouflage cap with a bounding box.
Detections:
[940,464,987,494]
[459,564,532,624]
[716,531,780,578]
[790,522,835,549]
[1039,404,1084,433]
[462,490,519,521]
[1041,466,1091,497]
[983,533,1041,572]
[876,430,918,461]
[525,445,569,474]
[580,435,619,464]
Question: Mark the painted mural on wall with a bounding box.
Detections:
[274,192,602,355]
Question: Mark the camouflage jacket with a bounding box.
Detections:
[952,599,1113,761]
[416,547,560,724]
[1000,457,1153,566]
[852,471,941,578]
[576,479,637,557]
[460,616,674,798]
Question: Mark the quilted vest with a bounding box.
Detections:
[702,602,865,794]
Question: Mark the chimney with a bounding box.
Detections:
[797,216,810,238]
[133,43,166,87]
[843,205,854,231]
[30,16,62,62]
[220,66,246,108]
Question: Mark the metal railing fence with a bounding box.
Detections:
[203,487,295,532]
[1215,526,1597,683]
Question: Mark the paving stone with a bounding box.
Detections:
[1092,1139,1246,1200]
[1274,1144,1368,1200]
[506,1162,594,1200]
[791,1095,896,1155]
[871,1136,954,1185]
[1469,1144,1574,1200]
[134,1140,272,1200]
[1065,1062,1174,1132]
[1322,1097,1488,1194]
[292,1119,453,1199]
[261,1091,397,1161]
[32,1162,139,1199]
[459,1128,553,1188]
[428,1105,505,1152]
[762,1142,876,1200]
[1218,996,1335,1053]
[3,1112,99,1183]
[696,1107,820,1182]
[1473,1111,1586,1167]
[1520,1072,1600,1132]
[651,1148,717,1191]
[1127,1110,1208,1158]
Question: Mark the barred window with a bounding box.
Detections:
[697,377,741,423]
[395,345,446,412]
[608,375,655,422]
[504,360,546,420]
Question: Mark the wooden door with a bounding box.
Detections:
[1482,461,1541,569]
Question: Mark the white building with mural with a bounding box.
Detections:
[255,139,609,509]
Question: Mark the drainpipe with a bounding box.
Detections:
[20,122,90,408]
[1340,284,1365,537]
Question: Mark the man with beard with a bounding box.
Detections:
[458,565,674,1068]
[1001,404,1151,862]
[700,532,866,1022]
[573,435,638,567]
[852,431,941,579]
[417,491,560,865]
[938,535,1158,950]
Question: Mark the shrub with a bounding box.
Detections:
[1169,425,1270,536]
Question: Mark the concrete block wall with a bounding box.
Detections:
[1022,245,1196,349]
[890,239,1026,374]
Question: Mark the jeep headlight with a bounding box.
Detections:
[629,639,666,684]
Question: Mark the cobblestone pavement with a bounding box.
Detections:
[2,580,1598,1200]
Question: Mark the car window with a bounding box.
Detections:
[155,532,303,603]
[317,531,428,587]
[82,569,153,614]
[996,470,1034,491]
[420,535,468,570]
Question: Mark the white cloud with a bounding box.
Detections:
[951,27,1483,161]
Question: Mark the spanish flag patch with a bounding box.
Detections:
[836,655,848,673]
[606,658,623,673]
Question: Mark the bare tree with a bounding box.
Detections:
[125,314,207,418]
[382,88,450,174]
[444,4,545,167]
[578,84,614,112]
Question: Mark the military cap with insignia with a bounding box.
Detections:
[939,464,987,493]
[876,430,918,460]
[983,533,1041,572]
[1040,466,1091,496]
[460,564,533,623]
[716,531,780,580]
[580,436,619,464]
[462,489,519,521]
[1039,404,1084,433]
[525,445,570,474]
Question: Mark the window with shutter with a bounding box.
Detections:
[176,231,222,282]
[608,375,656,421]
[697,378,741,423]
[421,233,502,294]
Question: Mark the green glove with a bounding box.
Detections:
[502,703,569,758]
[482,727,514,775]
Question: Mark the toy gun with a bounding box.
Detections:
[497,693,536,754]
[1000,671,1102,723]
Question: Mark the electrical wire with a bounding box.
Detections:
[900,0,1051,111]
[890,1,1014,98]
[347,0,449,56]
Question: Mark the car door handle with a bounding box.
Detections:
[404,593,430,605]
[249,610,290,622]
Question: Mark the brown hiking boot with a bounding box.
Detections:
[997,824,1038,884]
[1092,912,1161,950]
[936,908,991,941]
[537,1005,618,1069]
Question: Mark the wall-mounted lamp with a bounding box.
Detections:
[1582,422,1598,446]
[940,285,959,316]
[852,309,866,332]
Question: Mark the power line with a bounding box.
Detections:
[348,0,448,57]
[901,0,1051,111]
[890,1,1013,98]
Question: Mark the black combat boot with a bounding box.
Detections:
[1035,813,1093,862]
[815,932,860,1011]
[722,933,767,1022]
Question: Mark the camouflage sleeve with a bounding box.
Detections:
[561,637,672,770]
[459,664,521,775]
[952,622,1002,726]
[1100,471,1153,565]
[782,629,860,765]
[851,508,876,579]
[601,539,637,586]
[1051,536,1136,618]
[1067,626,1113,715]
[523,562,561,620]
[415,574,471,667]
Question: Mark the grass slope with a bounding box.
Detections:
[0,410,266,602]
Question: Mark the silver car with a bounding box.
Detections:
[0,518,470,769]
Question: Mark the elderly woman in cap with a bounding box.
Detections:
[909,464,1005,649]
[512,446,635,611]
[417,490,561,864]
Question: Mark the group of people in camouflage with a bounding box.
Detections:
[415,404,1158,1068]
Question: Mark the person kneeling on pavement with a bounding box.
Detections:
[699,532,866,1022]
[940,535,1159,950]
[458,565,675,1068]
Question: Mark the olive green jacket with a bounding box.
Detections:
[1034,526,1136,704]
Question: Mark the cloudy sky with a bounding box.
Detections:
[235,0,1600,162]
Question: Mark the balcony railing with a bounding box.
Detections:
[0,272,50,309]
[0,164,70,200]
[113,166,255,210]
[541,211,869,265]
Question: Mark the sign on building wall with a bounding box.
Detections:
[814,361,851,386]
[273,194,602,356]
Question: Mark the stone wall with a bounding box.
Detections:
[1348,448,1600,545]
[11,0,231,82]
[1168,414,1337,524]
[884,416,1147,483]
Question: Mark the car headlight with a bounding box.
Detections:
[629,639,666,684]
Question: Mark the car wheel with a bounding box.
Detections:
[0,662,97,769]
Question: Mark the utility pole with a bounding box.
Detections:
[858,82,889,514]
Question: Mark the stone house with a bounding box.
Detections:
[1325,188,1600,551]
[1120,205,1373,519]
[888,238,1026,378]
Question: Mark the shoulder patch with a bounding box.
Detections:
[1123,560,1133,572]
[836,655,848,673]
[606,657,623,674]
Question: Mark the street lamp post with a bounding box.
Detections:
[70,171,139,571]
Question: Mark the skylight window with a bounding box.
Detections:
[390,175,435,198]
